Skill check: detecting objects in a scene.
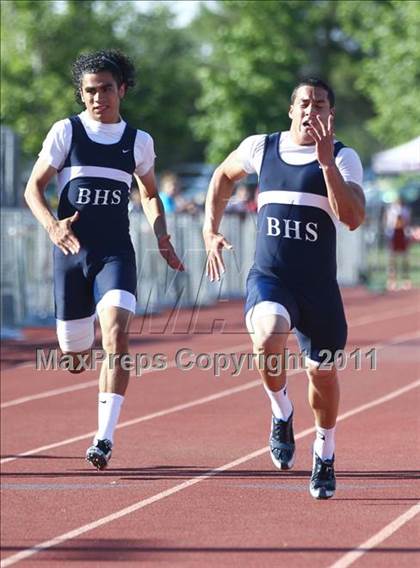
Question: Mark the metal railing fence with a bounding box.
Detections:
[1,209,365,328]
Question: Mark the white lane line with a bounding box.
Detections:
[2,330,420,466]
[1,378,419,568]
[1,380,98,408]
[328,502,420,568]
[2,306,419,409]
[342,305,420,327]
[0,376,259,465]
[1,341,251,409]
[0,341,250,409]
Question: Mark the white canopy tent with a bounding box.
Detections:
[372,136,420,174]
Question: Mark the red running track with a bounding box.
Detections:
[1,287,419,567]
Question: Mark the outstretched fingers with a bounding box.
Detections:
[315,114,327,137]
[327,113,334,135]
[205,235,233,282]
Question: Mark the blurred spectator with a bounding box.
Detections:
[159,172,178,213]
[226,182,258,214]
[385,197,412,290]
[128,186,142,213]
[159,171,198,215]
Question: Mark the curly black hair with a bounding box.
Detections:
[72,49,135,105]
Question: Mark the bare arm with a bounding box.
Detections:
[309,115,365,231]
[203,150,248,281]
[134,168,168,239]
[322,166,365,230]
[24,158,80,255]
[134,168,184,271]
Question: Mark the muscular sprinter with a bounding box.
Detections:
[203,78,365,499]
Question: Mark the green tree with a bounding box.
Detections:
[121,5,202,169]
[1,1,126,157]
[337,0,420,148]
[190,0,379,163]
[191,1,306,163]
[1,0,201,168]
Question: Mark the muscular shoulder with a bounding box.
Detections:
[46,118,72,140]
[38,118,72,170]
[134,129,154,149]
[236,134,267,174]
[336,146,363,187]
[337,146,361,162]
[134,129,156,177]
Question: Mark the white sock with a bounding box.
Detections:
[314,426,335,460]
[264,383,293,421]
[95,392,124,444]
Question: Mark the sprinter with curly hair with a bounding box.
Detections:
[25,49,184,470]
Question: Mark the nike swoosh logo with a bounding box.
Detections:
[122,149,130,153]
[100,401,107,404]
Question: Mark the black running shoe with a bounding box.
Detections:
[86,439,113,470]
[269,412,295,470]
[310,451,336,499]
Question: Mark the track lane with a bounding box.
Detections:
[1,289,419,566]
[2,289,419,403]
[1,323,419,464]
[1,379,419,567]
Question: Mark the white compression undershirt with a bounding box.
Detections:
[237,131,364,186]
[38,110,156,178]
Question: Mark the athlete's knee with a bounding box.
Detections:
[56,316,95,366]
[60,350,91,374]
[250,316,289,353]
[102,323,129,354]
[249,329,288,378]
[246,307,290,355]
[253,330,285,356]
[307,363,337,384]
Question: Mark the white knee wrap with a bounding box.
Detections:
[245,301,291,333]
[56,314,96,353]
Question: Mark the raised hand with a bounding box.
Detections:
[158,234,185,271]
[307,113,335,168]
[203,231,233,282]
[47,211,81,255]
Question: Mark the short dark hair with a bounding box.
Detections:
[72,49,135,105]
[291,78,335,108]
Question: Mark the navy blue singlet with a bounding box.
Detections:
[54,116,138,320]
[245,132,348,362]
